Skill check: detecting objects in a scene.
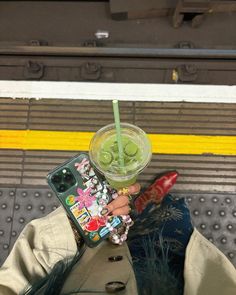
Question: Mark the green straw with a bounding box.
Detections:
[112,100,125,167]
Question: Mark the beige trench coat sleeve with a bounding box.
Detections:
[184,228,236,295]
[0,207,77,295]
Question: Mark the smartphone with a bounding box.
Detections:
[47,153,122,247]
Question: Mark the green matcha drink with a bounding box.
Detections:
[89,123,152,189]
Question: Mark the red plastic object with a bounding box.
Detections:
[134,171,179,213]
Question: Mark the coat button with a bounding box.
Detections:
[108,255,123,262]
[105,281,126,293]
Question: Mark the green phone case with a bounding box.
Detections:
[47,153,122,248]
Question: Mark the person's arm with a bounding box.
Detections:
[0,183,139,295]
[0,207,77,295]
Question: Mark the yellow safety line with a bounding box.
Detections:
[1,130,236,155]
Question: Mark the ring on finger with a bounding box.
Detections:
[130,190,140,196]
[128,195,133,202]
[118,188,129,196]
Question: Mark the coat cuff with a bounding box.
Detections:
[31,206,78,272]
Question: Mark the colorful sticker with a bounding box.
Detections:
[70,204,91,229]
[75,159,95,180]
[85,216,107,232]
[89,232,100,242]
[77,210,91,229]
[99,217,122,238]
[65,195,75,206]
[70,203,86,218]
[75,187,96,209]
[83,176,102,193]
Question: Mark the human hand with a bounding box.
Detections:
[105,183,141,216]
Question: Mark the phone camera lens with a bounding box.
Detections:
[58,184,67,192]
[64,173,73,183]
[51,174,61,183]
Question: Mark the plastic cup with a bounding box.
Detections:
[89,123,152,189]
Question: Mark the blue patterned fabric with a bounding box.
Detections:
[128,194,193,295]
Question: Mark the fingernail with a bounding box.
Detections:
[129,183,141,195]
[101,208,109,216]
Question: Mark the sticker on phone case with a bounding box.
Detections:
[70,203,84,219]
[89,232,100,242]
[77,210,91,229]
[85,216,107,232]
[70,203,91,228]
[75,159,95,180]
[75,187,96,209]
[83,176,102,193]
[65,195,76,206]
[99,217,122,238]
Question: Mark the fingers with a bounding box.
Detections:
[128,183,141,195]
[104,183,141,216]
[112,205,131,216]
[106,195,129,213]
[118,183,141,196]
